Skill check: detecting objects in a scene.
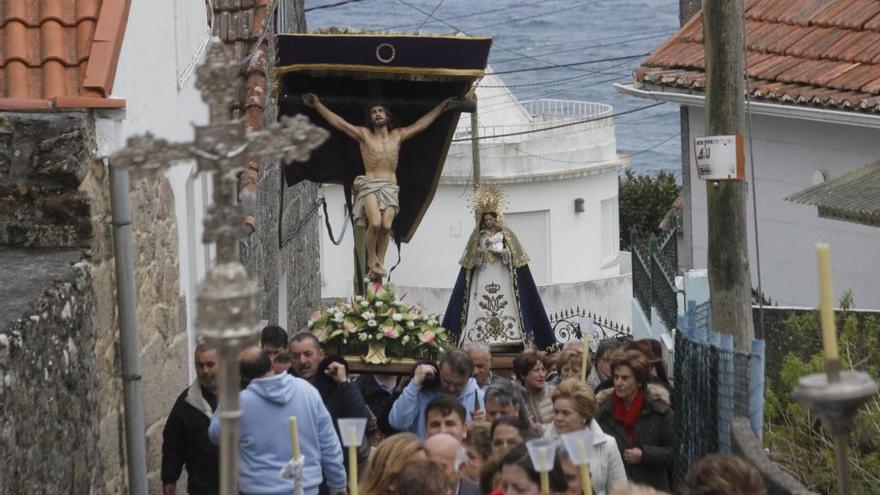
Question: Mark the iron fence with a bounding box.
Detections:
[548,307,631,351]
[631,215,679,330]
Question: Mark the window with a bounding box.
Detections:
[601,197,619,263]
[505,210,550,285]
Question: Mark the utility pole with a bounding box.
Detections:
[471,94,481,184]
[278,0,306,34]
[702,0,755,351]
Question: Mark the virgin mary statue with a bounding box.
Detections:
[442,185,556,351]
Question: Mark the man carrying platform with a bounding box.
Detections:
[302,93,455,278]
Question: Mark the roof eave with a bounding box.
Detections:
[614,82,880,130]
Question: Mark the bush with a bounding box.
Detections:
[763,293,880,493]
[619,169,680,251]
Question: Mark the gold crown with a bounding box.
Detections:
[468,183,507,216]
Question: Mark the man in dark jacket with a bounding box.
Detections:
[355,373,402,438]
[290,332,372,493]
[161,344,220,495]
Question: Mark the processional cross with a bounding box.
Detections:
[111,40,328,495]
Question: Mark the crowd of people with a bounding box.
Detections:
[160,326,768,495]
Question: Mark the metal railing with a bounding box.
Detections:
[631,216,679,329]
[548,307,632,351]
[454,99,614,142]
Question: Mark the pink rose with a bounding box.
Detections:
[309,309,323,321]
[343,318,358,334]
[382,324,400,339]
[312,326,326,341]
[418,330,436,344]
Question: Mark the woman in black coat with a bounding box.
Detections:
[595,349,676,492]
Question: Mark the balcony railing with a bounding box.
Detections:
[453,99,614,142]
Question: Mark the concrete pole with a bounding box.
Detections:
[702,0,755,351]
[677,0,702,271]
[108,163,149,495]
[471,94,481,184]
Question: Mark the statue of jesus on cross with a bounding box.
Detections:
[303,93,456,278]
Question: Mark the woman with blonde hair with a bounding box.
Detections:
[360,432,426,495]
[545,379,627,495]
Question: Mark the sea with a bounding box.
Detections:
[306,0,683,178]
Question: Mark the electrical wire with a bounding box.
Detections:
[464,1,592,32]
[305,0,367,12]
[507,132,680,164]
[240,0,278,66]
[487,53,649,76]
[489,31,672,66]
[379,0,560,31]
[415,0,445,31]
[451,101,665,142]
[742,4,765,339]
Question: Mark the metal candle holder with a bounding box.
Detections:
[793,370,878,495]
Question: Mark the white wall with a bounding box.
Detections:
[320,167,623,295]
[105,0,212,376]
[687,109,880,308]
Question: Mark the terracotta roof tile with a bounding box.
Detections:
[635,0,880,114]
[0,0,129,110]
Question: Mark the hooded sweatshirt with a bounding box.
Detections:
[209,373,346,495]
[387,377,484,439]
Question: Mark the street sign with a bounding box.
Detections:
[694,134,745,181]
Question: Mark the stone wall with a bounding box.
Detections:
[80,143,187,494]
[0,251,102,494]
[0,111,187,494]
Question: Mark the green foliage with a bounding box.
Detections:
[763,297,880,493]
[618,169,681,251]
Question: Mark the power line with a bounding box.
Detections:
[512,132,680,163]
[451,102,666,142]
[488,53,649,76]
[489,31,672,66]
[465,1,590,32]
[415,0,444,31]
[377,0,563,31]
[305,0,367,12]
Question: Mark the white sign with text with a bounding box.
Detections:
[694,134,745,181]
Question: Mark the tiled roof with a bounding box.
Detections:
[0,0,130,110]
[786,160,880,226]
[634,0,880,113]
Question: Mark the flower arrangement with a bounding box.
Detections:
[307,282,453,359]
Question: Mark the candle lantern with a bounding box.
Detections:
[338,417,368,495]
[525,437,558,494]
[561,429,594,495]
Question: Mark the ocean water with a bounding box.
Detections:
[306,0,683,177]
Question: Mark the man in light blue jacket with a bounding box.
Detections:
[209,348,346,495]
[388,349,485,439]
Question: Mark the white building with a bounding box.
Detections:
[618,4,880,309]
[320,73,633,324]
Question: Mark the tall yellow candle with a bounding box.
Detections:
[578,439,592,495]
[539,446,550,494]
[288,417,301,459]
[580,346,589,383]
[816,244,839,361]
[348,426,359,495]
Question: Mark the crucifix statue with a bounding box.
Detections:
[111,40,328,495]
[301,93,456,278]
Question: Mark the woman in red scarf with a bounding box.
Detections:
[595,349,676,492]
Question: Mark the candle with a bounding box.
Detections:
[578,439,592,495]
[348,426,359,495]
[288,416,301,459]
[816,244,839,361]
[539,447,550,494]
[580,346,589,383]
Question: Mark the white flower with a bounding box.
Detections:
[361,311,374,320]
[393,299,403,306]
[392,313,403,322]
[360,300,369,307]
[375,301,384,307]
[402,335,411,344]
[367,319,377,327]
[428,319,438,326]
[406,321,415,328]
[333,315,343,323]
[358,333,368,341]
[307,320,314,328]
[334,311,344,319]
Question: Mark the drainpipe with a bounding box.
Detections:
[104,119,149,494]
